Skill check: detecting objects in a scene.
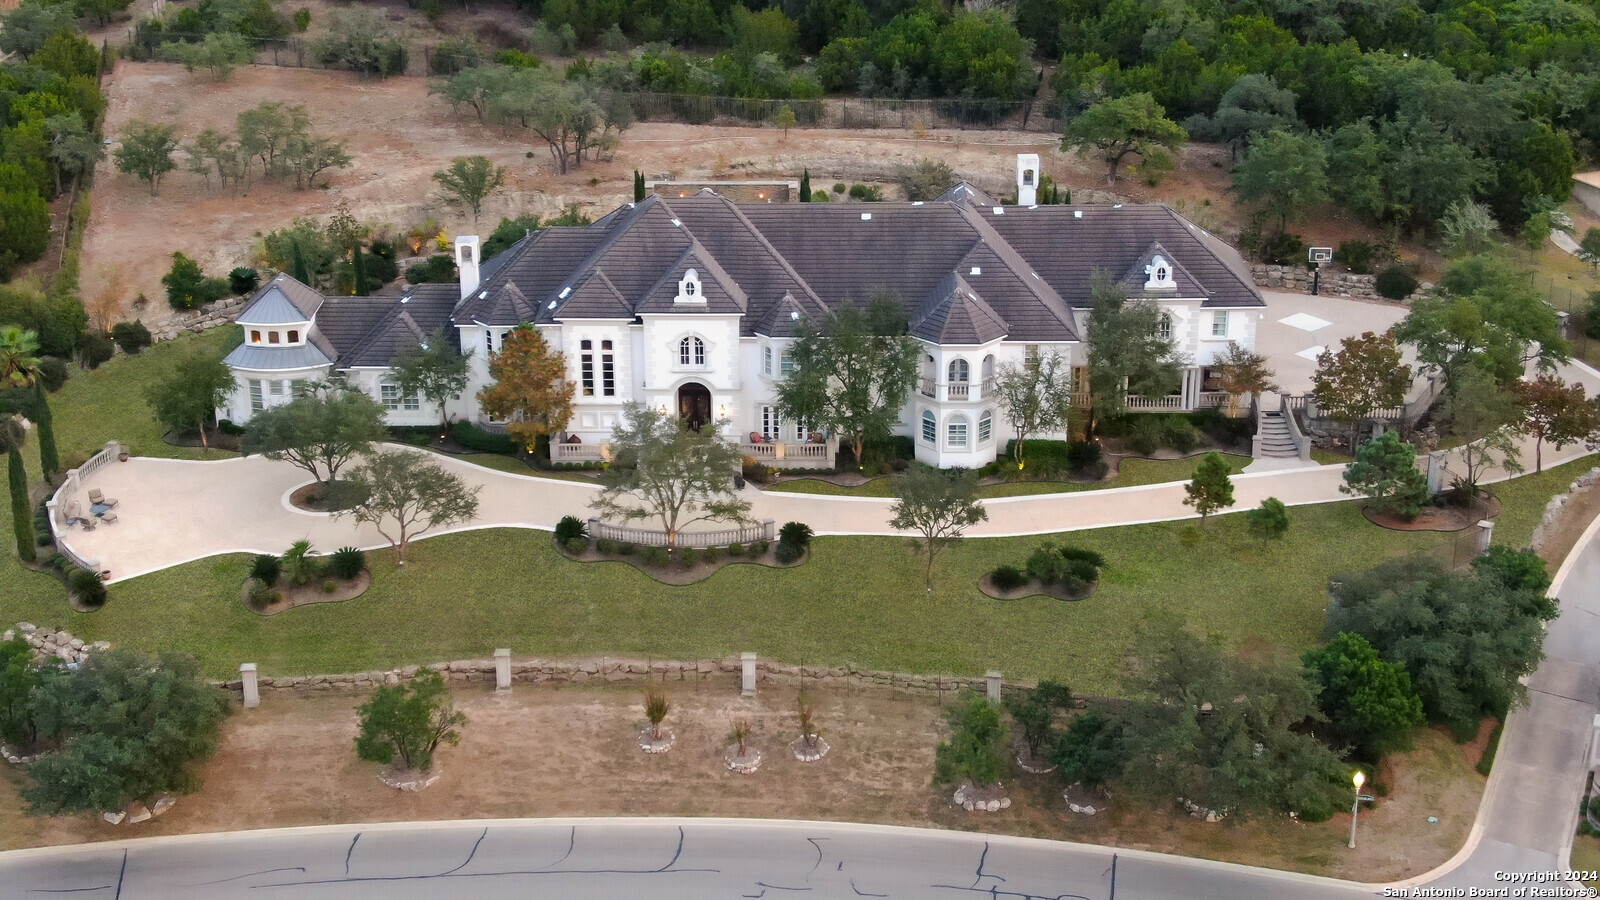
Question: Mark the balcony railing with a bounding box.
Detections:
[947,381,970,400]
[552,441,606,462]
[918,376,936,398]
[739,438,838,468]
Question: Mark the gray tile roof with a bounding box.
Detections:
[935,182,1001,207]
[1119,241,1208,298]
[236,286,312,326]
[240,195,1261,372]
[224,341,333,371]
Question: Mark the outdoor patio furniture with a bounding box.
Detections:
[91,502,111,517]
[98,512,117,525]
[88,489,118,509]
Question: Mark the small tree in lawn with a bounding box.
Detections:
[355,670,465,773]
[592,404,751,549]
[1245,496,1289,544]
[1183,452,1234,526]
[1302,631,1424,761]
[336,450,482,566]
[242,382,388,487]
[644,690,670,740]
[1003,680,1072,764]
[393,328,472,434]
[933,694,1009,788]
[1340,431,1431,518]
[0,417,34,563]
[432,156,506,226]
[888,464,988,589]
[144,349,234,449]
[477,324,575,454]
[729,716,753,758]
[775,104,796,137]
[1060,92,1187,184]
[993,350,1070,464]
[1212,341,1277,418]
[113,120,179,195]
[1310,330,1411,451]
[1514,374,1600,473]
[1436,365,1523,499]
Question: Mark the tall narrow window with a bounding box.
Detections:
[921,410,936,443]
[763,346,773,376]
[779,349,794,376]
[1158,313,1172,340]
[679,336,705,367]
[978,410,992,443]
[1211,311,1229,338]
[380,381,400,411]
[484,329,493,355]
[601,340,615,397]
[250,330,262,344]
[948,415,969,448]
[249,380,264,412]
[948,359,969,382]
[287,330,300,343]
[580,339,594,397]
[761,406,779,441]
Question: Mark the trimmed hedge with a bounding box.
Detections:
[453,421,518,454]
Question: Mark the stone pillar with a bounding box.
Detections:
[1476,520,1495,557]
[1426,451,1447,494]
[240,663,259,709]
[494,648,511,692]
[741,652,758,697]
[986,670,1002,704]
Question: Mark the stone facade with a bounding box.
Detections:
[1250,264,1435,302]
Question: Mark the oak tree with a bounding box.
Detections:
[1061,93,1187,184]
[335,449,482,565]
[355,670,465,772]
[591,404,752,549]
[476,324,575,453]
[888,464,988,589]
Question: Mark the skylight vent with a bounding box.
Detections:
[912,201,924,206]
[1028,205,1038,210]
[1073,210,1083,219]
[670,218,681,227]
[969,266,982,275]
[860,212,872,221]
[400,297,410,304]
[547,300,557,310]
[992,207,1004,215]
[479,290,488,299]
[1113,203,1123,209]
[558,287,572,299]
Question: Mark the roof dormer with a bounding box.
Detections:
[1145,254,1176,290]
[675,267,705,305]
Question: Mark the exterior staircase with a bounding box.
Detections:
[1255,409,1301,459]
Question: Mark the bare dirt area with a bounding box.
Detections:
[0,678,1480,882]
[85,61,1304,329]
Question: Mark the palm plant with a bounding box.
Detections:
[0,416,35,563]
[729,716,753,757]
[280,539,320,587]
[644,690,670,740]
[0,327,58,480]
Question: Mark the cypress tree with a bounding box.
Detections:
[290,238,311,284]
[800,169,811,202]
[633,170,645,202]
[2,419,34,563]
[34,381,58,482]
[352,244,370,296]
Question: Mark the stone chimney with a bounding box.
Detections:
[455,235,481,300]
[1016,153,1039,206]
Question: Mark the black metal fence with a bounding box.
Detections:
[124,32,1062,132]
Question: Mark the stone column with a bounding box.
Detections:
[1476,520,1495,556]
[240,663,259,709]
[1426,451,1448,494]
[494,648,511,692]
[741,652,758,697]
[986,670,1002,704]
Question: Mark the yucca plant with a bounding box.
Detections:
[281,540,320,587]
[798,694,821,748]
[644,690,670,740]
[730,716,753,756]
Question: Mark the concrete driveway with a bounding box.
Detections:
[1254,290,1415,395]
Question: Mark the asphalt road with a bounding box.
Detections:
[0,817,1379,900]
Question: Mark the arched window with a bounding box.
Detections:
[1158,313,1172,340]
[679,336,705,367]
[947,414,969,448]
[981,354,995,380]
[676,268,703,303]
[921,410,936,443]
[978,410,993,443]
[250,330,262,344]
[948,358,969,383]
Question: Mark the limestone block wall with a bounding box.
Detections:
[1250,265,1437,302]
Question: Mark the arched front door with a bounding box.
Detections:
[677,382,712,432]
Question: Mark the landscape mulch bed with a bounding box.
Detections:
[1362,494,1502,532]
[287,481,362,513]
[160,429,240,453]
[555,538,806,584]
[978,574,1098,602]
[242,572,371,616]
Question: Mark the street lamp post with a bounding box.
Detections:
[1348,771,1366,849]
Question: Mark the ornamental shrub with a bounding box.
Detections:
[677,547,696,569]
[703,545,720,564]
[564,536,589,555]
[617,541,635,556]
[990,564,1028,590]
[1127,417,1163,456]
[774,541,804,564]
[596,537,617,554]
[1338,240,1375,274]
[1065,440,1101,472]
[326,546,366,579]
[323,579,337,593]
[728,542,744,556]
[1162,418,1201,453]
[249,553,281,586]
[76,331,114,369]
[1375,264,1418,300]
[452,421,517,454]
[70,568,106,608]
[554,515,587,543]
[1056,546,1106,568]
[228,267,260,295]
[779,521,813,548]
[750,540,768,557]
[110,321,152,354]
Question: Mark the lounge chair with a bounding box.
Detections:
[88,489,118,509]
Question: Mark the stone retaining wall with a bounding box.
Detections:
[1250,264,1436,302]
[219,656,1090,703]
[1531,466,1600,551]
[149,296,245,344]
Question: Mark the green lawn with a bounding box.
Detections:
[767,453,1253,498]
[0,333,1587,694]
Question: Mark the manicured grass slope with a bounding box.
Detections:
[0,331,1585,692]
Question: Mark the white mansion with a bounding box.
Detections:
[221,158,1265,469]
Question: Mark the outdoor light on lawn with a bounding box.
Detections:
[1348,770,1374,849]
